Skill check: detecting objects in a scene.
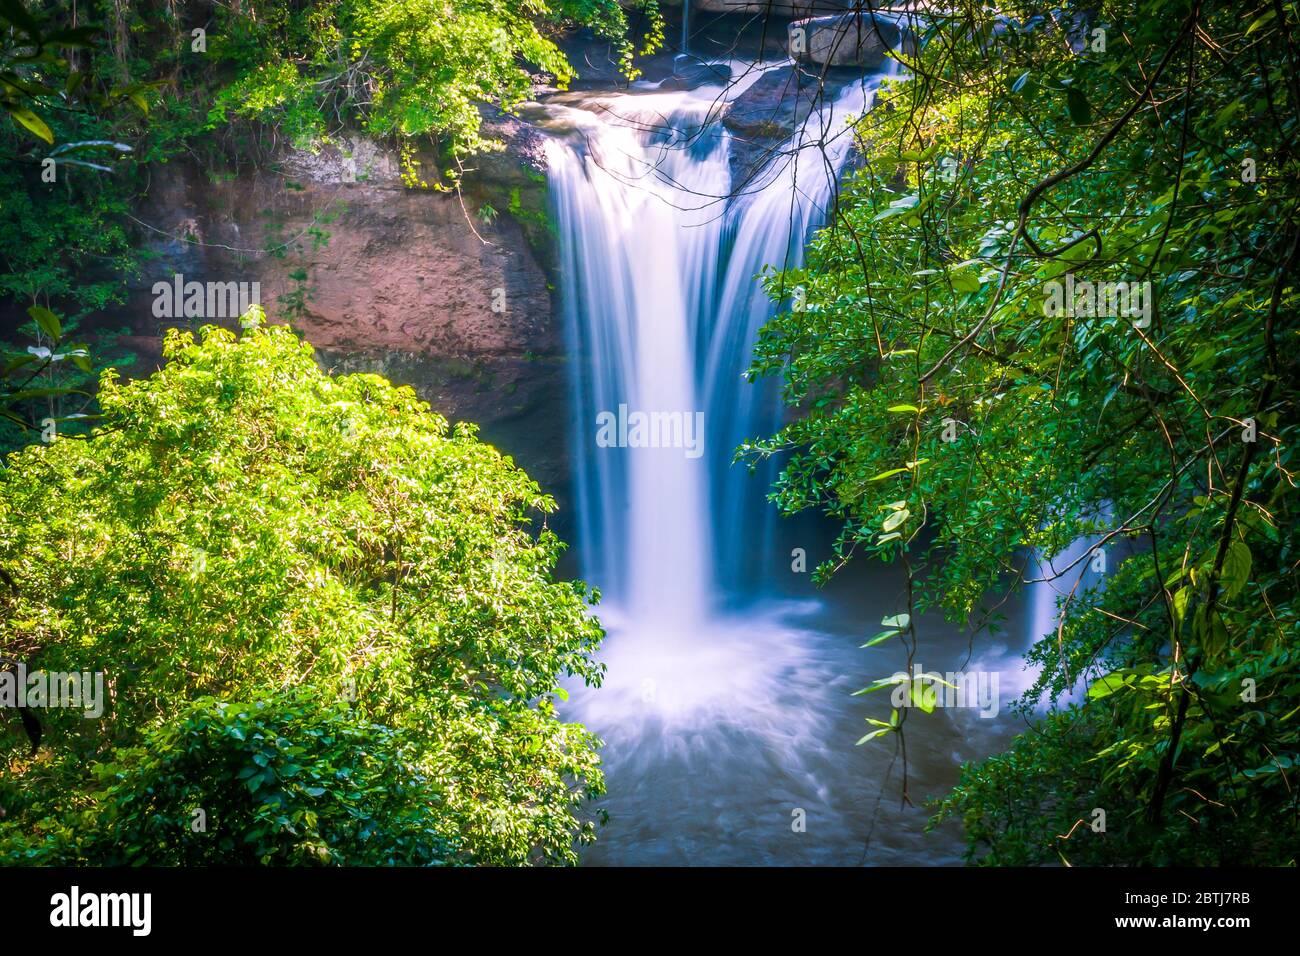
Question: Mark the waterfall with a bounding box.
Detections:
[547,69,888,639]
[707,84,877,594]
[546,90,728,631]
[1022,504,1116,704]
[541,63,1027,865]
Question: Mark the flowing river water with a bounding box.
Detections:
[540,63,1047,865]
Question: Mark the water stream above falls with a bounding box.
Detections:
[542,65,1033,865]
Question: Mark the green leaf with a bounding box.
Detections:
[881,509,909,533]
[910,680,937,713]
[7,106,53,144]
[1221,539,1251,600]
[1086,671,1130,700]
[861,629,898,648]
[27,305,61,341]
[897,145,940,163]
[950,268,981,294]
[1245,9,1276,35]
[1172,585,1192,626]
[852,675,909,695]
[855,728,891,744]
[1066,87,1092,125]
[874,194,920,221]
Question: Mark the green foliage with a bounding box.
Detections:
[2,6,631,864]
[0,151,137,312]
[0,2,147,458]
[0,0,659,458]
[3,690,460,865]
[0,307,135,456]
[0,1,145,304]
[203,0,663,156]
[0,319,606,865]
[749,0,1300,863]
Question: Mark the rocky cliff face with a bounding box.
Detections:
[112,112,570,500]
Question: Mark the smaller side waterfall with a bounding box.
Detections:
[1022,504,1116,704]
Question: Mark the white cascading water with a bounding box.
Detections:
[542,65,991,865]
[548,67,882,628]
[546,88,728,631]
[1023,505,1116,704]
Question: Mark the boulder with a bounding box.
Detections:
[788,12,918,68]
[693,0,855,14]
[659,59,734,90]
[722,65,866,187]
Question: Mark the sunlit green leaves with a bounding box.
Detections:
[746,0,1300,865]
[6,105,50,143]
[206,0,662,156]
[0,324,607,865]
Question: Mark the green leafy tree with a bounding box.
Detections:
[1,1,144,452]
[748,0,1299,864]
[0,316,606,865]
[204,0,663,157]
[2,0,660,454]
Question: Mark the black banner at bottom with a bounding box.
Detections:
[0,865,1289,942]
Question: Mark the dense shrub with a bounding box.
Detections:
[0,319,606,864]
